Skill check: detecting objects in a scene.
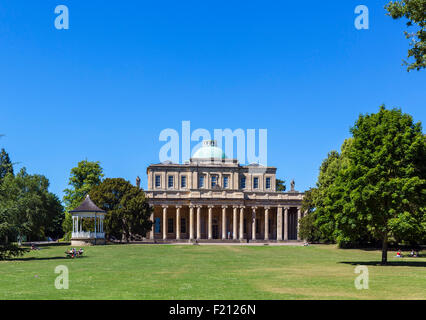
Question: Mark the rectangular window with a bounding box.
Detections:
[253,177,259,189]
[168,176,174,188]
[181,218,186,233]
[268,218,272,233]
[181,175,187,188]
[256,218,260,233]
[243,218,247,233]
[167,218,174,233]
[155,175,161,188]
[223,176,229,188]
[199,175,205,188]
[241,177,246,189]
[155,217,161,233]
[266,177,271,189]
[211,175,217,188]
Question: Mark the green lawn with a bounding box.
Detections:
[0,244,425,300]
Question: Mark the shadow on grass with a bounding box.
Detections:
[340,261,426,267]
[9,256,88,262]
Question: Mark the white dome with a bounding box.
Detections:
[192,140,226,159]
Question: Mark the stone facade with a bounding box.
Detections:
[145,141,305,242]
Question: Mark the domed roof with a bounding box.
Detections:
[192,140,226,159]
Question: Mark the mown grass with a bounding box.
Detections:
[0,244,424,300]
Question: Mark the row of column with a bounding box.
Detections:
[150,205,303,241]
[72,215,104,234]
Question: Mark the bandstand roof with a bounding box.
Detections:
[70,195,106,214]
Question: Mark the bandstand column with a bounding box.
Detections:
[189,205,194,240]
[196,206,201,240]
[239,207,244,240]
[222,206,227,240]
[79,217,82,233]
[284,207,289,241]
[208,206,213,240]
[297,207,301,240]
[277,206,283,241]
[264,207,269,240]
[252,207,257,240]
[232,206,238,240]
[162,206,168,240]
[176,206,181,240]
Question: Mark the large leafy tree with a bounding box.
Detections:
[62,160,104,237]
[0,168,64,259]
[386,0,426,71]
[89,178,152,242]
[0,168,64,241]
[336,106,425,264]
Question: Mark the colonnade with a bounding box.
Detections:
[149,204,304,241]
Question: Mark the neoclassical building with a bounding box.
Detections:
[145,140,305,242]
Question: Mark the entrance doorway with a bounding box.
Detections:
[212,224,219,239]
[288,209,298,240]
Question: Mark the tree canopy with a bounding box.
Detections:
[0,166,64,259]
[89,178,152,242]
[386,0,426,71]
[302,106,425,264]
[0,148,14,183]
[62,160,104,238]
[63,160,104,211]
[276,179,286,192]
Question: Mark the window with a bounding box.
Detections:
[243,218,247,233]
[155,218,161,233]
[168,176,174,188]
[211,175,217,188]
[167,218,174,233]
[199,175,205,188]
[268,218,272,233]
[155,175,161,188]
[223,176,229,188]
[181,175,187,188]
[253,177,259,189]
[256,218,260,233]
[181,218,186,233]
[266,177,271,189]
[240,177,246,189]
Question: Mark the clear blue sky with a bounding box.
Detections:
[1,0,425,200]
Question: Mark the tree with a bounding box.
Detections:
[89,178,152,242]
[335,106,425,264]
[0,168,64,259]
[0,148,14,183]
[299,212,321,243]
[385,0,426,71]
[276,179,286,192]
[62,160,104,237]
[0,168,64,241]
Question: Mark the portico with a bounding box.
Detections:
[147,203,304,242]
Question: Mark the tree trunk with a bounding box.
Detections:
[381,235,388,265]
